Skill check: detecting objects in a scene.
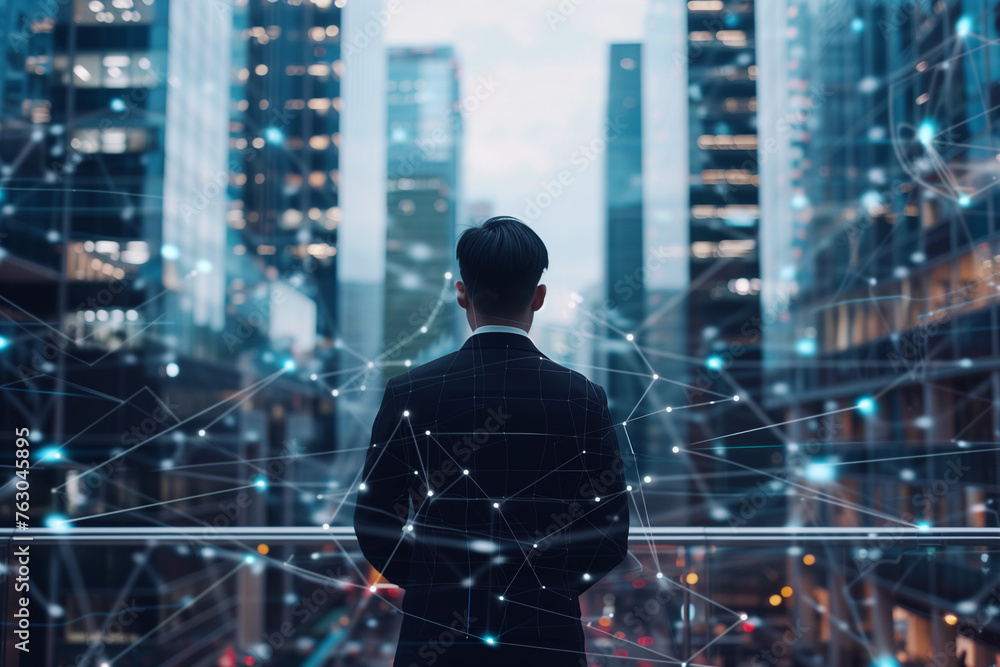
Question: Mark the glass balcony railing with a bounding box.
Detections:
[4,526,1000,667]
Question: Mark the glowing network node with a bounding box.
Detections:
[0,335,10,350]
[161,244,180,260]
[463,469,469,475]
[733,395,740,401]
[38,447,62,462]
[626,333,634,341]
[445,271,453,279]
[533,544,538,548]
[359,483,367,491]
[706,355,724,371]
[643,475,652,483]
[671,446,680,453]
[165,362,180,378]
[804,462,836,483]
[917,521,931,532]
[263,126,284,144]
[656,572,664,579]
[583,573,591,580]
[282,359,295,371]
[856,396,876,416]
[198,429,206,437]
[958,194,972,207]
[45,513,71,532]
[244,554,256,564]
[850,17,864,32]
[626,485,632,491]
[253,476,268,491]
[310,373,318,380]
[332,389,339,397]
[498,595,504,601]
[367,361,375,368]
[406,524,414,531]
[795,338,817,356]
[594,497,601,502]
[665,406,672,412]
[493,502,500,508]
[402,410,410,417]
[322,523,330,530]
[957,15,973,36]
[369,585,377,593]
[918,120,936,147]
[427,490,434,497]
[420,326,428,333]
[873,656,900,667]
[484,637,495,645]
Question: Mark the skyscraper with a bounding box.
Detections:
[758,1,1000,664]
[0,1,343,663]
[383,46,462,373]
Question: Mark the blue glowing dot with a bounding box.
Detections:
[791,194,810,210]
[254,476,268,491]
[0,336,9,351]
[916,521,931,532]
[45,514,71,532]
[244,554,256,564]
[165,362,180,378]
[38,447,63,462]
[918,120,936,147]
[161,244,180,261]
[804,462,836,483]
[957,16,973,36]
[195,259,213,273]
[484,637,496,645]
[851,17,864,33]
[110,98,126,112]
[856,396,876,416]
[283,359,296,371]
[873,656,900,667]
[795,338,817,356]
[263,126,284,145]
[706,355,724,371]
[958,194,972,208]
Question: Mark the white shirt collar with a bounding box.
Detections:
[471,324,530,337]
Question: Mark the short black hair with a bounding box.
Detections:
[456,216,549,319]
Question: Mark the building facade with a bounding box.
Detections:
[383,46,462,374]
[758,1,1000,665]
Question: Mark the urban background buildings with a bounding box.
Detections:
[0,0,999,666]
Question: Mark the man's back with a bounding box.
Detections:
[354,331,630,666]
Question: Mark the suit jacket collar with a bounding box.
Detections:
[460,331,545,356]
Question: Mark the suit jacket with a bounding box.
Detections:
[354,331,630,667]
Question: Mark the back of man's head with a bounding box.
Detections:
[456,216,549,319]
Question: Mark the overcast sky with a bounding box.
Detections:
[385,0,650,331]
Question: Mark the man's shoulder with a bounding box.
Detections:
[389,349,606,401]
[384,349,462,390]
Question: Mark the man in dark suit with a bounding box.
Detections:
[354,216,630,666]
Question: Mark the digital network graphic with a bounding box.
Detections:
[2,1,1000,667]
